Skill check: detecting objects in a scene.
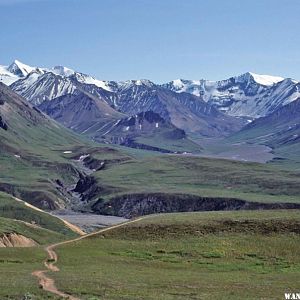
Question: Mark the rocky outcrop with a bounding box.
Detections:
[73,175,104,202]
[121,138,173,153]
[92,193,300,218]
[19,190,61,210]
[0,116,8,130]
[81,156,105,171]
[0,233,37,247]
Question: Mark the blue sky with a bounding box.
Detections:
[0,0,300,82]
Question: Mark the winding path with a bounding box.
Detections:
[32,217,144,299]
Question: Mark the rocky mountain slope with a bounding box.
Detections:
[9,64,245,136]
[232,97,300,148]
[38,89,124,135]
[228,97,300,169]
[38,90,201,152]
[9,64,243,140]
[108,80,245,137]
[92,110,200,153]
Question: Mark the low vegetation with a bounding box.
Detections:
[50,210,300,300]
[94,155,300,204]
[0,192,77,299]
[0,247,54,299]
[0,192,77,237]
[0,217,66,245]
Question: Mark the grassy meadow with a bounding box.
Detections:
[94,155,300,204]
[0,247,55,300]
[0,192,78,299]
[51,210,300,300]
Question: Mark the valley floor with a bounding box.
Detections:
[192,138,274,163]
[51,210,128,233]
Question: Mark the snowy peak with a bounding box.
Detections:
[119,79,156,90]
[238,72,284,86]
[46,66,114,92]
[135,79,155,86]
[164,79,205,96]
[71,72,114,91]
[7,60,36,77]
[172,79,202,88]
[0,60,36,85]
[50,65,75,77]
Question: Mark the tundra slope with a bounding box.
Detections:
[0,83,129,211]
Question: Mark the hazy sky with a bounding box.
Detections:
[1,0,299,82]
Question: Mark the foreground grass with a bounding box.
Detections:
[0,247,58,300]
[52,210,300,300]
[0,193,76,299]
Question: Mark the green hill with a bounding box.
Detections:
[50,210,300,300]
[0,192,78,238]
[0,82,129,210]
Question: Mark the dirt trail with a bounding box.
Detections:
[32,217,144,299]
[13,196,86,235]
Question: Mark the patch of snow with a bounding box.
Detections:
[76,74,113,91]
[172,79,185,89]
[81,122,100,134]
[50,66,75,77]
[22,71,41,85]
[0,65,20,85]
[248,72,284,86]
[102,120,120,136]
[78,154,89,162]
[96,123,111,132]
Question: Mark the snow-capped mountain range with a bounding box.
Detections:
[0,60,114,102]
[163,73,300,118]
[2,60,299,120]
